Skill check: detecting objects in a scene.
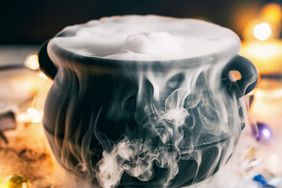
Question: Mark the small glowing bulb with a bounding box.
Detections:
[17,108,43,124]
[39,72,49,80]
[24,54,40,70]
[0,175,30,188]
[262,128,271,139]
[17,113,31,123]
[27,108,43,124]
[253,22,272,41]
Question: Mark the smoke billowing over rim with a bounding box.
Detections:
[39,15,251,188]
[47,15,241,68]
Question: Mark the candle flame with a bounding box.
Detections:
[24,54,40,71]
[253,22,272,41]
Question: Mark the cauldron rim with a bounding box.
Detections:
[48,38,236,70]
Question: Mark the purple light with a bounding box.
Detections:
[254,122,273,142]
[262,128,272,139]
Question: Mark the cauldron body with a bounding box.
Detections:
[39,38,257,187]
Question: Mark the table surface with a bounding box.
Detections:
[0,46,38,65]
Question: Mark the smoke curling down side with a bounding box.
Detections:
[43,60,246,188]
[43,15,246,188]
[92,63,243,188]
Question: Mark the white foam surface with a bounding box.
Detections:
[50,15,240,61]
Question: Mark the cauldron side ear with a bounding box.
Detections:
[38,40,58,80]
[221,55,258,98]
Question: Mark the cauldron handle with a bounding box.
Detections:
[38,40,58,80]
[221,55,258,98]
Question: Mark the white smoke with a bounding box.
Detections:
[50,15,240,61]
[43,60,245,187]
[92,62,243,187]
[44,15,246,188]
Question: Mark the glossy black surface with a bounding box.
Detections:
[39,42,257,187]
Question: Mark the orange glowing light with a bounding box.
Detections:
[24,54,40,71]
[0,175,30,188]
[262,3,282,24]
[253,22,272,41]
[243,3,281,41]
[241,39,282,75]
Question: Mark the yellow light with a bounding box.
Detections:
[262,3,282,24]
[27,108,43,124]
[17,113,31,123]
[17,108,43,124]
[24,54,40,71]
[253,22,272,41]
[240,39,282,74]
[0,175,30,188]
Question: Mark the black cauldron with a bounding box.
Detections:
[38,27,257,187]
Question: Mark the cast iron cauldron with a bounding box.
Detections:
[38,31,257,187]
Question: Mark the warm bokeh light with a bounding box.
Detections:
[38,72,49,80]
[17,112,31,124]
[242,3,281,41]
[253,22,272,41]
[262,3,282,24]
[24,54,40,71]
[27,108,43,124]
[240,40,282,74]
[0,175,30,188]
[17,108,43,124]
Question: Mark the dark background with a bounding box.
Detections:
[0,0,280,44]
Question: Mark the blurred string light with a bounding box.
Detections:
[17,107,43,124]
[17,54,48,124]
[26,108,43,124]
[18,53,50,125]
[256,122,272,141]
[253,22,272,41]
[243,3,281,41]
[38,72,49,80]
[24,53,50,80]
[24,54,40,71]
[241,2,282,76]
[0,175,30,188]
